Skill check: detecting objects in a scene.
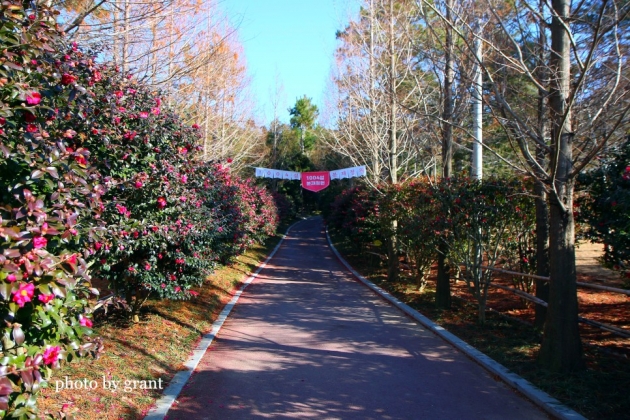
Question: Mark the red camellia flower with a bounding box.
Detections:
[60,73,76,85]
[227,158,233,163]
[75,155,87,165]
[26,124,37,133]
[42,346,61,366]
[33,236,47,249]
[0,117,5,126]
[25,92,41,105]
[157,197,167,209]
[38,294,55,304]
[12,283,35,307]
[192,124,200,129]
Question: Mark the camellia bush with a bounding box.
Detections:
[57,60,279,318]
[577,138,630,285]
[380,180,442,292]
[0,2,104,416]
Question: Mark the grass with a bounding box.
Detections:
[331,234,630,420]
[37,225,288,419]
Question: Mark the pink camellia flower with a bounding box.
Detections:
[12,283,35,307]
[42,346,60,366]
[189,291,199,297]
[6,273,17,282]
[33,236,47,249]
[128,266,135,272]
[38,294,55,304]
[67,254,77,265]
[151,107,160,115]
[79,316,93,328]
[157,197,167,209]
[135,180,143,188]
[218,227,223,233]
[174,286,181,293]
[94,242,102,250]
[180,175,187,183]
[114,117,121,125]
[155,98,161,107]
[145,263,151,270]
[114,90,124,98]
[161,283,166,289]
[25,92,41,105]
[180,196,187,202]
[139,111,149,119]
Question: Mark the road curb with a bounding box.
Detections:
[325,228,586,420]
[144,221,300,420]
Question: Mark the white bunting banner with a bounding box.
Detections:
[330,165,366,180]
[255,166,366,181]
[255,167,301,180]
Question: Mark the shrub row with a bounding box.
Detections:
[0,2,278,417]
[326,177,536,324]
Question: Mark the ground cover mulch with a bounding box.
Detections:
[36,231,285,419]
[332,236,630,420]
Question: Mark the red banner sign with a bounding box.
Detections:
[301,171,330,192]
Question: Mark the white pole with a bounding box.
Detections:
[472,36,483,180]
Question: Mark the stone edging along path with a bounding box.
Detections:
[145,217,585,420]
[324,227,586,420]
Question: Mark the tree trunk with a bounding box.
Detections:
[538,0,584,372]
[436,0,454,309]
[534,179,549,329]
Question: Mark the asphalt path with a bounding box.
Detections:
[165,217,548,420]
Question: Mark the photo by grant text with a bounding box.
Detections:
[55,376,164,393]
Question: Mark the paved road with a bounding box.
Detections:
[166,217,548,420]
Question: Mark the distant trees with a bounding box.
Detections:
[57,0,264,170]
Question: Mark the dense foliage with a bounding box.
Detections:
[0,1,279,417]
[326,178,536,322]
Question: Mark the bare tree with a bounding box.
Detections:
[424,0,630,371]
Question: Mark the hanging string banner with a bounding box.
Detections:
[254,167,301,180]
[330,165,366,180]
[254,165,366,192]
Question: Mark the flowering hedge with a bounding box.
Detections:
[0,1,279,416]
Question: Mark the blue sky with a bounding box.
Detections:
[222,0,359,125]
